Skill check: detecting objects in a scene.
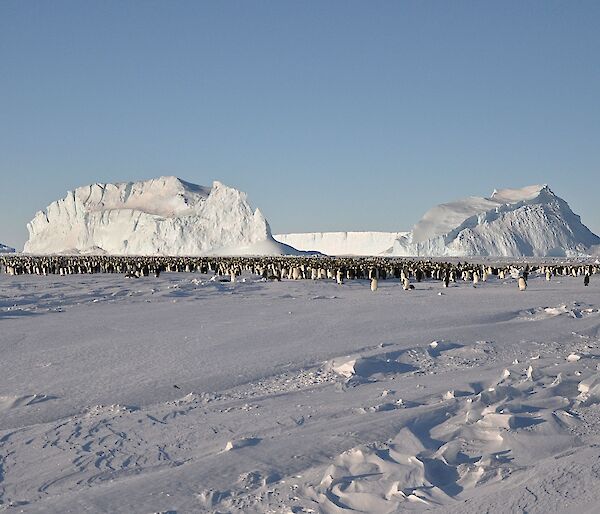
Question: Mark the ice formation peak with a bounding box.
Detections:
[489,184,551,203]
[24,177,297,256]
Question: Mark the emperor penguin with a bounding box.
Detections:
[402,277,411,290]
[584,273,590,286]
[371,277,378,292]
[443,273,450,288]
[518,276,527,291]
[336,269,344,285]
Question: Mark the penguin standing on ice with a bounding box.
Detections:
[518,276,527,291]
[370,277,378,292]
[443,272,450,288]
[584,273,590,286]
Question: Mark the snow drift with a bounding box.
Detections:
[274,231,409,256]
[0,243,16,253]
[24,176,300,256]
[388,185,600,257]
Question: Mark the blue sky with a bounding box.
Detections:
[1,1,599,249]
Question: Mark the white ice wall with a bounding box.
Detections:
[274,231,409,256]
[24,176,299,256]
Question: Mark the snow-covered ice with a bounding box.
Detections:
[1,269,600,512]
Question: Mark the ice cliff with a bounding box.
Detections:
[24,176,299,256]
[274,231,409,256]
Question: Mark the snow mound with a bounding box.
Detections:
[387,185,600,257]
[519,302,599,320]
[24,176,301,256]
[274,231,409,256]
[0,242,16,253]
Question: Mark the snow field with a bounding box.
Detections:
[0,272,599,512]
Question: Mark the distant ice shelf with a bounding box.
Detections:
[274,231,409,256]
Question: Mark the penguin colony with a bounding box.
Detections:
[0,255,596,289]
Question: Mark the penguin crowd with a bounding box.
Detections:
[0,255,597,289]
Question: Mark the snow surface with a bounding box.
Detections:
[24,177,301,256]
[1,271,600,512]
[389,185,600,257]
[0,243,15,254]
[274,231,409,256]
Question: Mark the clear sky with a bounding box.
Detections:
[1,1,599,250]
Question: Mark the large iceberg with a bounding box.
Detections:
[387,185,600,257]
[24,176,300,256]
